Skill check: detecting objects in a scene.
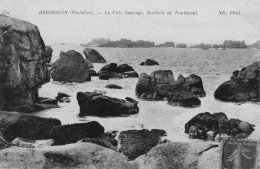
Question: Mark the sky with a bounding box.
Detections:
[1,0,260,45]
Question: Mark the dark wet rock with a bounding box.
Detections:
[0,111,61,141]
[99,70,122,80]
[118,129,166,160]
[140,62,145,65]
[140,59,159,66]
[78,138,117,151]
[121,71,139,78]
[151,70,175,84]
[45,46,53,63]
[150,129,167,137]
[135,73,155,100]
[185,112,255,140]
[177,74,186,84]
[185,112,218,140]
[56,92,70,100]
[167,92,201,107]
[0,15,50,112]
[229,118,255,138]
[231,70,240,80]
[99,63,118,72]
[55,92,71,103]
[83,48,106,63]
[214,61,260,102]
[51,50,91,82]
[136,70,206,102]
[38,97,58,105]
[106,84,123,89]
[77,92,139,117]
[100,132,118,147]
[212,112,230,135]
[98,63,138,80]
[49,121,104,145]
[89,69,98,76]
[60,51,66,57]
[117,64,135,73]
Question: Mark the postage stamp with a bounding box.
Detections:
[221,138,258,169]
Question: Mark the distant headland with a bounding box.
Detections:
[81,38,260,49]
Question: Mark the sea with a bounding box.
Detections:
[36,44,260,142]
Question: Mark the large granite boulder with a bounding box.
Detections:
[214,61,260,102]
[135,142,219,169]
[0,111,61,141]
[0,15,50,112]
[51,50,91,82]
[136,70,206,102]
[77,92,139,117]
[0,142,133,169]
[83,48,106,63]
[49,121,104,145]
[98,63,138,80]
[185,112,255,140]
[140,59,159,66]
[118,129,166,160]
[44,46,53,63]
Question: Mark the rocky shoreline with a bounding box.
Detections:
[1,15,260,169]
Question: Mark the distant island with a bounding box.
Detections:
[98,38,155,48]
[81,38,259,49]
[252,40,260,49]
[82,38,176,48]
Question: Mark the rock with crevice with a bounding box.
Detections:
[0,15,50,112]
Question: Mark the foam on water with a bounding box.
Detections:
[36,45,260,142]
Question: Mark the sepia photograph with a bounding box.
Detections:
[0,0,260,168]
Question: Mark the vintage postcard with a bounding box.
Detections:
[0,0,260,168]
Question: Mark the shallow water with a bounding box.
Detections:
[37,45,260,142]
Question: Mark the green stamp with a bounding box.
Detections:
[221,138,257,169]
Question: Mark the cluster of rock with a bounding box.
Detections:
[136,70,206,107]
[0,15,59,113]
[214,61,260,102]
[1,111,207,169]
[0,124,223,169]
[77,91,139,117]
[140,59,159,66]
[185,112,255,140]
[98,63,139,80]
